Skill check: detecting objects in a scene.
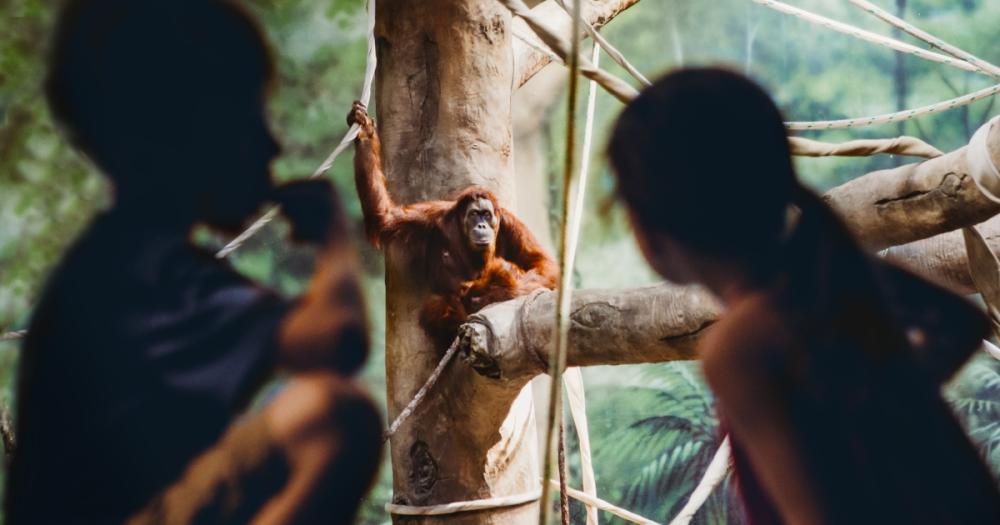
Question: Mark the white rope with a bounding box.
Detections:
[553,0,651,87]
[513,2,993,138]
[983,340,1000,361]
[0,330,26,342]
[559,37,603,525]
[502,0,639,104]
[788,135,943,158]
[967,116,1000,203]
[382,338,461,442]
[786,83,1000,130]
[216,0,378,259]
[750,0,980,75]
[546,479,660,525]
[667,437,732,525]
[848,0,1000,79]
[386,490,542,516]
[537,0,584,521]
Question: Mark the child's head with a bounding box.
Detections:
[609,68,797,283]
[48,0,278,230]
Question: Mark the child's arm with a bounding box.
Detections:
[273,180,369,374]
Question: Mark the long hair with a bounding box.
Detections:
[609,68,907,349]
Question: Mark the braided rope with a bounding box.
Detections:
[786,83,1000,130]
[751,0,980,74]
[216,0,378,259]
[535,0,584,521]
[849,0,1000,78]
[382,338,461,442]
[386,490,542,516]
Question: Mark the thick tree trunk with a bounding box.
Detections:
[374,2,636,524]
[376,2,536,524]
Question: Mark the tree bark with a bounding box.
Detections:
[884,214,1000,295]
[376,2,537,524]
[823,118,1000,251]
[461,124,1000,379]
[374,2,635,523]
[459,284,719,383]
[512,0,642,88]
[459,223,1000,381]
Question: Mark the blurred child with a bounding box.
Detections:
[8,1,380,523]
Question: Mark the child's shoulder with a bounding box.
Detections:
[700,291,797,376]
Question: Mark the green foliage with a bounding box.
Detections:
[2,1,1000,524]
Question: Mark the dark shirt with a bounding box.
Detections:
[7,211,289,523]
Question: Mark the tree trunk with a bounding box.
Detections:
[374,2,637,523]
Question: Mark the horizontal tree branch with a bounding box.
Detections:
[884,214,1000,295]
[824,117,1000,251]
[460,119,1000,378]
[458,284,719,381]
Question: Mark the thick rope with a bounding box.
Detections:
[849,0,1000,79]
[0,331,26,342]
[553,0,651,87]
[750,0,980,75]
[788,136,943,158]
[667,437,732,525]
[537,0,584,521]
[560,38,603,525]
[382,338,461,443]
[386,490,542,516]
[546,479,660,525]
[786,83,1000,131]
[216,0,378,259]
[511,2,978,145]
[503,0,639,104]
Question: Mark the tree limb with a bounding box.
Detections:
[824,117,1000,251]
[513,0,642,88]
[459,118,1000,378]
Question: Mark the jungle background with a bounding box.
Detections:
[2,0,999,523]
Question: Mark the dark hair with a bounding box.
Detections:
[609,68,878,308]
[47,0,275,196]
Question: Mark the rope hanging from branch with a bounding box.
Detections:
[538,0,584,521]
[216,0,378,259]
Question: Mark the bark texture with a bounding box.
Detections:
[376,2,537,523]
[374,2,636,523]
[823,119,1000,251]
[512,0,642,88]
[461,120,1000,377]
[885,214,1000,295]
[459,285,719,381]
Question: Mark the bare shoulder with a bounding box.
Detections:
[700,291,797,382]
